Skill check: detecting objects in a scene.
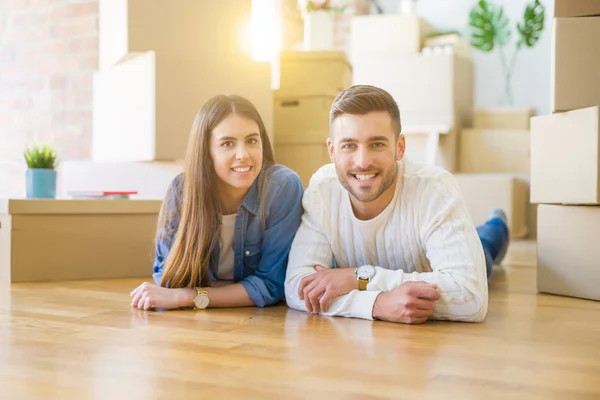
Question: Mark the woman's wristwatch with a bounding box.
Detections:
[193,287,210,309]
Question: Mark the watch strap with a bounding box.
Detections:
[358,278,368,291]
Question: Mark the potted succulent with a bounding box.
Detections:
[24,144,58,199]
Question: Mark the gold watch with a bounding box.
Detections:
[356,265,376,291]
[193,287,210,310]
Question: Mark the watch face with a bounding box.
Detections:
[357,265,375,280]
[195,294,210,309]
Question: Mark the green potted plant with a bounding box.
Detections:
[468,0,545,106]
[24,144,58,199]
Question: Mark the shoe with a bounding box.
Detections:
[489,208,509,264]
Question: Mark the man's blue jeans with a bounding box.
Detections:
[477,217,510,279]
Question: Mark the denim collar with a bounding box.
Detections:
[239,166,266,216]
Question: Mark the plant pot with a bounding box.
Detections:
[303,10,335,51]
[398,0,418,15]
[26,168,57,199]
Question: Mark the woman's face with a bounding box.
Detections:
[209,113,263,197]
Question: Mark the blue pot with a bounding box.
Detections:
[26,168,57,199]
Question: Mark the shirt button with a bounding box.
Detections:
[236,228,241,232]
[245,250,250,255]
[236,259,240,263]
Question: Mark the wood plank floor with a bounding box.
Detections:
[1,240,600,400]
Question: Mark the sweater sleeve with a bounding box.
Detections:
[284,182,382,320]
[365,174,489,322]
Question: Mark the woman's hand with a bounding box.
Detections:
[130,282,195,310]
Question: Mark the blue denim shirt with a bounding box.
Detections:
[152,164,304,307]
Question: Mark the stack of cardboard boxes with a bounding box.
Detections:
[350,13,474,173]
[348,12,532,238]
[60,0,272,198]
[454,108,533,239]
[532,1,600,301]
[273,51,352,187]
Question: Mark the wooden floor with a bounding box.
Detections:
[2,241,600,400]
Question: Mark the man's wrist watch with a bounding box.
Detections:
[193,287,210,310]
[356,265,376,291]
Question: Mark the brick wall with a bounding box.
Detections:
[0,0,98,197]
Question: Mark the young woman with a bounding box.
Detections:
[130,94,304,310]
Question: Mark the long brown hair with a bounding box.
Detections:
[157,94,275,289]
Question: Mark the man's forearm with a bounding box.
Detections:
[285,264,381,319]
[367,267,487,322]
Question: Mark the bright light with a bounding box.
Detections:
[251,0,282,62]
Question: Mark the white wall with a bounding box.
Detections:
[376,0,554,115]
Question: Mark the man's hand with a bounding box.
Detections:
[298,265,358,313]
[130,282,195,310]
[372,281,440,324]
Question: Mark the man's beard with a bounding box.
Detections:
[336,164,397,203]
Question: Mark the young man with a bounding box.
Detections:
[284,85,509,324]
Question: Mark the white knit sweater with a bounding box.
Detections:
[284,160,488,322]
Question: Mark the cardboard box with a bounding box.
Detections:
[350,14,433,61]
[273,91,335,137]
[537,204,600,301]
[274,133,331,187]
[0,199,162,283]
[58,160,184,199]
[454,174,529,238]
[459,128,530,174]
[552,17,600,112]
[352,54,474,128]
[473,108,535,130]
[530,106,600,204]
[278,51,352,95]
[403,127,457,172]
[554,0,600,18]
[98,0,253,68]
[528,201,538,239]
[423,34,472,60]
[92,51,272,162]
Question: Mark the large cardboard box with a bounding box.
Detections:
[274,133,330,188]
[58,160,184,199]
[92,51,272,162]
[454,174,529,238]
[530,106,600,204]
[459,128,530,174]
[537,204,600,301]
[278,51,352,95]
[0,199,162,283]
[473,108,535,130]
[352,54,474,128]
[273,90,335,136]
[98,0,253,68]
[350,14,433,61]
[552,17,600,112]
[554,0,600,18]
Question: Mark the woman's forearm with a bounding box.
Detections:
[206,283,255,308]
[178,282,254,308]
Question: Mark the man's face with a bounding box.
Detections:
[327,111,405,203]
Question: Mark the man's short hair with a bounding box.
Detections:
[329,85,402,138]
